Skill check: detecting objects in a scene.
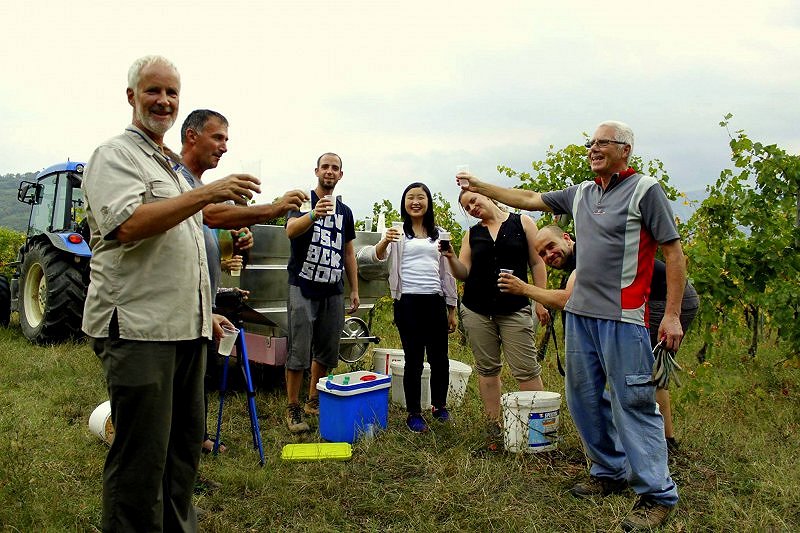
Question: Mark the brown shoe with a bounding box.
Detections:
[621,495,675,531]
[570,476,628,499]
[286,403,310,433]
[194,473,222,494]
[304,396,320,416]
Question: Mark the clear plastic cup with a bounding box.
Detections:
[457,164,470,188]
[218,325,239,356]
[498,269,514,289]
[324,194,336,216]
[390,221,403,241]
[300,189,313,213]
[439,231,451,252]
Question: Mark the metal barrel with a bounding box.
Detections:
[222,224,389,337]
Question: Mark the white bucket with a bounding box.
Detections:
[389,361,431,409]
[89,400,115,445]
[501,391,561,453]
[447,359,473,407]
[372,348,405,376]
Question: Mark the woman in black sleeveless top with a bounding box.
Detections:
[443,190,549,450]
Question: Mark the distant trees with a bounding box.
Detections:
[0,227,25,278]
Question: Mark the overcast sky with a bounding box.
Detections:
[2,0,797,225]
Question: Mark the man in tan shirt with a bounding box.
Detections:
[82,55,259,532]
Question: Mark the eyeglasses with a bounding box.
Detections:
[584,139,628,149]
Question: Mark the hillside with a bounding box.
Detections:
[0,172,36,231]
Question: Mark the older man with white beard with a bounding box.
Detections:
[81,55,260,532]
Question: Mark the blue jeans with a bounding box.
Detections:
[565,313,678,506]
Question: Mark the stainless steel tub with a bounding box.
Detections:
[220,224,389,364]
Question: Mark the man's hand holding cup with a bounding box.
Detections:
[456,164,474,190]
[313,196,332,220]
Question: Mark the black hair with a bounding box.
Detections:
[400,182,438,241]
[180,109,228,144]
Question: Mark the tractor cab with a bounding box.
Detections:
[18,161,91,250]
[10,161,91,344]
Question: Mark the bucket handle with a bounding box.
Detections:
[507,406,561,443]
[528,426,562,444]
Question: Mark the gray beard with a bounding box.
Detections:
[137,109,175,138]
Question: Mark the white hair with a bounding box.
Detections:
[127,55,179,90]
[597,120,634,157]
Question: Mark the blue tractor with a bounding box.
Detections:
[10,162,91,344]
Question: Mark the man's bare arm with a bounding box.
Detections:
[460,173,552,212]
[202,189,305,229]
[658,239,687,351]
[499,270,575,310]
[286,195,333,239]
[344,240,359,313]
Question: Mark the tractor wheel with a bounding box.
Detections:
[19,241,86,344]
[0,275,10,327]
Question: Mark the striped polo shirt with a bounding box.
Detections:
[541,170,680,326]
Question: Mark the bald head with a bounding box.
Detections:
[533,224,574,269]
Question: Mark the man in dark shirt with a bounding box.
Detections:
[284,153,360,433]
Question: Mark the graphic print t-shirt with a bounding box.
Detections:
[286,190,355,299]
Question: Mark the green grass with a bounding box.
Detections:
[1,309,799,532]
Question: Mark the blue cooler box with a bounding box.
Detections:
[316,371,391,443]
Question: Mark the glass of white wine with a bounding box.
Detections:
[217,228,234,261]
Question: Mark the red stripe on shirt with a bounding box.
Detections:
[621,227,657,315]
